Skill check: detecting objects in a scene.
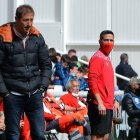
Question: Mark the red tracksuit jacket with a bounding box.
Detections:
[88,49,114,109]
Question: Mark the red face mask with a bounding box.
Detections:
[100,42,114,56]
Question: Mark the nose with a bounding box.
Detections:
[26,19,33,26]
[107,39,112,43]
[27,21,32,26]
[76,86,79,90]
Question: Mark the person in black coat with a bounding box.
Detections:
[116,53,138,91]
[122,77,140,139]
[0,4,52,140]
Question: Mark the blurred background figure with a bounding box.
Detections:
[68,49,77,58]
[56,53,62,62]
[80,55,89,77]
[68,49,81,67]
[70,55,81,67]
[76,67,88,91]
[53,54,70,91]
[115,53,138,91]
[122,77,140,140]
[80,55,89,65]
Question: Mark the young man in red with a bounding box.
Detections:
[88,30,120,140]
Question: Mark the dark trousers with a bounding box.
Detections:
[4,91,46,140]
[0,132,6,140]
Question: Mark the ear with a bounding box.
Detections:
[99,40,101,45]
[15,16,20,22]
[70,69,72,73]
[15,16,18,21]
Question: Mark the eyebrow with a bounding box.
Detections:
[103,39,114,41]
[72,84,79,86]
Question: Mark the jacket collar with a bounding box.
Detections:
[0,22,40,42]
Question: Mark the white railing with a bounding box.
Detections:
[56,49,130,82]
[78,58,130,82]
[47,88,124,97]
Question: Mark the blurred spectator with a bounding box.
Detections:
[56,53,61,62]
[53,54,70,91]
[68,49,81,67]
[70,55,78,65]
[71,55,81,67]
[48,47,57,57]
[116,53,138,91]
[67,63,78,81]
[48,48,58,84]
[68,49,77,58]
[80,55,89,63]
[54,63,78,91]
[48,47,57,67]
[122,77,140,139]
[82,66,88,78]
[80,55,89,70]
[77,67,88,91]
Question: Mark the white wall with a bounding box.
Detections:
[65,0,140,77]
[65,0,107,43]
[0,0,15,25]
[112,0,140,44]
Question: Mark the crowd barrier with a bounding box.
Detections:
[47,88,132,140]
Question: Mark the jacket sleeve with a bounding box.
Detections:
[44,112,56,121]
[0,37,9,96]
[128,65,138,77]
[122,96,140,117]
[55,62,66,79]
[88,57,103,94]
[38,35,52,90]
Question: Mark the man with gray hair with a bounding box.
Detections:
[60,79,91,140]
